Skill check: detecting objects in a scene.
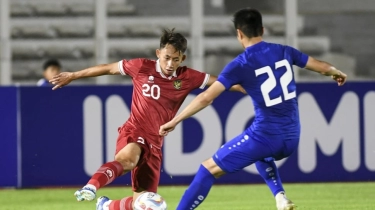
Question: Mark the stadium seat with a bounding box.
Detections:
[11,0,136,17]
[127,25,160,37]
[204,36,330,56]
[42,45,82,59]
[55,24,93,38]
[12,61,42,79]
[78,45,95,58]
[17,25,56,39]
[11,27,23,39]
[109,41,155,59]
[154,19,190,35]
[203,22,234,36]
[204,54,234,75]
[12,17,93,39]
[9,15,304,39]
[12,46,44,59]
[107,3,137,16]
[57,59,97,73]
[67,3,94,16]
[32,3,68,16]
[262,15,304,35]
[108,25,128,37]
[10,3,34,17]
[297,36,331,55]
[11,35,330,60]
[10,0,339,83]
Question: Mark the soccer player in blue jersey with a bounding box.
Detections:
[159,8,347,210]
[37,59,61,87]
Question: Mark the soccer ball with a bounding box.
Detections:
[133,192,167,210]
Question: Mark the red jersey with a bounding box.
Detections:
[118,58,209,147]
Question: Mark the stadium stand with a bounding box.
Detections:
[9,0,344,83]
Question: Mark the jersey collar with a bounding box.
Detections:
[156,59,177,79]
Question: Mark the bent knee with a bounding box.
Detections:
[202,158,225,178]
[114,154,138,170]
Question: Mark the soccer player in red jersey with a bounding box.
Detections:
[50,29,245,210]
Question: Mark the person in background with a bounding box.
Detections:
[37,59,61,87]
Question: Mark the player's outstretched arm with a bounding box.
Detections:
[305,57,347,86]
[159,81,226,136]
[49,62,120,90]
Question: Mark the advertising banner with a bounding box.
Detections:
[0,87,19,187]
[1,82,375,187]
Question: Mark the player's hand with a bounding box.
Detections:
[331,70,347,86]
[49,72,74,90]
[159,121,178,136]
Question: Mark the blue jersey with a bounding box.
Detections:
[218,41,308,141]
[37,78,51,87]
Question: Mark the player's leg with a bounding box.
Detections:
[106,142,162,210]
[104,180,148,210]
[98,195,133,210]
[176,132,254,210]
[176,158,224,210]
[95,190,140,210]
[114,189,148,210]
[75,142,142,202]
[255,158,285,196]
[255,139,299,210]
[177,132,278,209]
[255,159,294,210]
[75,129,142,202]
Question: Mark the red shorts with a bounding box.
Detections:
[115,126,163,193]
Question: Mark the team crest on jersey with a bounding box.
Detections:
[173,79,182,89]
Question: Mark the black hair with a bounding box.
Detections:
[159,28,187,53]
[43,59,61,71]
[233,8,263,38]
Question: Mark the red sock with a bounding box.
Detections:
[109,196,133,210]
[87,161,123,190]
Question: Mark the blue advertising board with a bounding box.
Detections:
[1,82,375,188]
[0,87,19,187]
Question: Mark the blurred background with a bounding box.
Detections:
[1,0,375,86]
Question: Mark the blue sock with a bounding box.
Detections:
[255,159,284,196]
[176,165,216,210]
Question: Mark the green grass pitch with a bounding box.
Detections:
[0,182,373,210]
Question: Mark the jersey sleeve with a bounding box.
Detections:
[286,46,309,68]
[217,60,243,90]
[188,69,210,89]
[117,58,144,78]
